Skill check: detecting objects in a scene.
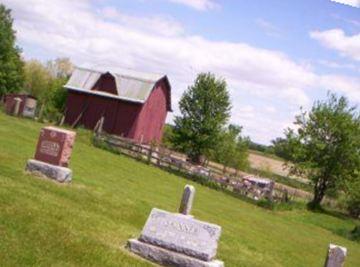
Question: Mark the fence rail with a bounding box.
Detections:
[95,133,325,203]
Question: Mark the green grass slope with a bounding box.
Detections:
[0,112,359,267]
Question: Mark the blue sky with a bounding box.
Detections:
[4,0,360,144]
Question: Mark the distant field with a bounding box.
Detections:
[248,149,288,176]
[208,149,312,193]
[248,150,309,184]
[0,112,359,267]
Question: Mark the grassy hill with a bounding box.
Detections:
[0,112,359,267]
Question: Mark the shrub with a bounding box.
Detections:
[350,225,360,242]
[257,199,275,210]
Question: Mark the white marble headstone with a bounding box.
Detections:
[139,208,221,261]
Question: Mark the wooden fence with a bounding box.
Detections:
[93,132,319,203]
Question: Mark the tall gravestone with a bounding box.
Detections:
[25,126,76,183]
[128,184,224,267]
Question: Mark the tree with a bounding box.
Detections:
[45,58,73,114]
[344,178,360,218]
[23,58,71,121]
[172,73,231,163]
[46,57,73,78]
[271,137,293,160]
[214,124,249,173]
[24,59,52,101]
[162,124,175,149]
[285,93,360,208]
[235,134,250,171]
[0,4,24,97]
[248,141,272,154]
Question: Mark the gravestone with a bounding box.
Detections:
[128,185,224,267]
[25,126,76,183]
[324,244,347,267]
[179,184,195,215]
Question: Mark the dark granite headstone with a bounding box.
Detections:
[34,126,76,167]
[26,126,76,183]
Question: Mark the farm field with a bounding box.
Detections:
[0,112,359,267]
[248,150,290,177]
[248,150,309,184]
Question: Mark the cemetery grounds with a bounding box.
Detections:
[0,112,359,266]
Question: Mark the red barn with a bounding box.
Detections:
[64,67,171,143]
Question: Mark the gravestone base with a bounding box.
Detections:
[26,159,72,183]
[128,239,224,267]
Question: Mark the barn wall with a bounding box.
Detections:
[64,91,87,126]
[133,81,169,143]
[64,91,142,136]
[113,101,141,137]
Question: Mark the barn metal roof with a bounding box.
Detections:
[64,66,171,106]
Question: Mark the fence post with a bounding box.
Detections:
[157,149,162,166]
[147,146,152,164]
[38,103,45,121]
[13,97,22,116]
[208,169,212,181]
[136,145,141,160]
[59,115,65,126]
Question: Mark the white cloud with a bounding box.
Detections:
[310,29,360,61]
[330,0,360,8]
[167,0,219,10]
[318,59,360,72]
[255,18,282,37]
[331,13,360,28]
[101,7,184,37]
[4,0,359,144]
[319,74,360,102]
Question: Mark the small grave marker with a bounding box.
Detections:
[324,244,347,267]
[179,184,195,215]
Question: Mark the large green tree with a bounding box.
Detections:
[0,4,24,97]
[24,59,52,101]
[172,73,231,163]
[285,93,360,208]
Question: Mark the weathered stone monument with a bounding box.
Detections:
[128,184,224,267]
[13,97,22,116]
[25,126,76,183]
[324,244,347,267]
[179,184,196,216]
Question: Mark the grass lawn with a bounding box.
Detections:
[0,112,359,267]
